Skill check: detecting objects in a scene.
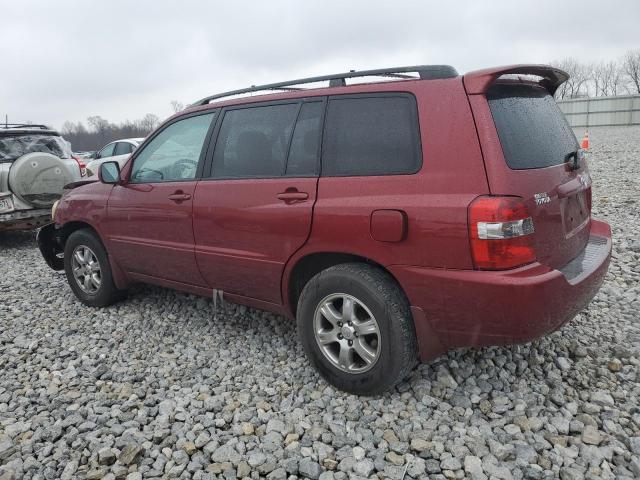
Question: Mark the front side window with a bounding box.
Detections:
[212,103,298,178]
[98,143,115,159]
[114,142,134,156]
[322,95,421,176]
[130,113,214,183]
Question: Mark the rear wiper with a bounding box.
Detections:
[564,150,580,171]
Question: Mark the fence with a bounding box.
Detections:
[557,94,640,128]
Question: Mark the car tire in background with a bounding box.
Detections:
[8,152,78,208]
[63,229,126,307]
[297,263,418,395]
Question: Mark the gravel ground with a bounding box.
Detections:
[1,126,639,480]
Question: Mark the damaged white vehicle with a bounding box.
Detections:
[0,124,83,231]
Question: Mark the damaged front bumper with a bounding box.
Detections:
[36,223,65,270]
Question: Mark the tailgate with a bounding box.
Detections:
[465,67,591,270]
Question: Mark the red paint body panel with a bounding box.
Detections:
[105,181,206,286]
[192,177,317,303]
[391,220,611,359]
[47,65,612,364]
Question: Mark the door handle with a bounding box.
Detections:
[277,191,309,202]
[168,192,192,202]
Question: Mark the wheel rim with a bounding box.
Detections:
[71,245,102,294]
[313,293,381,374]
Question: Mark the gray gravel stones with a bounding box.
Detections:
[0,125,639,478]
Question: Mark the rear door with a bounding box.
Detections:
[193,99,324,304]
[469,82,591,269]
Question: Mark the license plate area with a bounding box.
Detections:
[0,196,14,213]
[562,190,589,237]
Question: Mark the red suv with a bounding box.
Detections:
[37,64,611,395]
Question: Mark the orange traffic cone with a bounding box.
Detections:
[581,131,589,150]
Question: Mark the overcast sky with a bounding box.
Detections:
[2,0,638,131]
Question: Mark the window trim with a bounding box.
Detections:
[284,99,327,178]
[126,110,219,184]
[202,97,327,181]
[320,92,423,178]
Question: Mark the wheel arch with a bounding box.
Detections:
[58,220,129,289]
[283,250,407,318]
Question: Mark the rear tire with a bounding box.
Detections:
[64,229,125,307]
[297,263,418,395]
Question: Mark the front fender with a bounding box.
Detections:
[36,223,64,270]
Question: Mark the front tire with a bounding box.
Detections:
[64,229,125,307]
[297,263,418,395]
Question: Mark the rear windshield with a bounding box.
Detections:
[0,134,72,163]
[487,83,578,170]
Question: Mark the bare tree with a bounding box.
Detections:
[589,61,626,97]
[170,100,185,113]
[551,58,590,99]
[139,113,159,132]
[622,49,640,94]
[87,115,111,134]
[61,121,76,135]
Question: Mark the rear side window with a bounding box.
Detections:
[114,142,133,155]
[487,84,578,170]
[322,95,421,176]
[212,103,298,178]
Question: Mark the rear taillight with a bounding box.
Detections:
[468,196,536,270]
[72,155,86,177]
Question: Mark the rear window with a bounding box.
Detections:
[0,134,72,163]
[322,95,421,176]
[487,84,578,170]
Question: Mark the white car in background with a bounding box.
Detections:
[85,137,145,176]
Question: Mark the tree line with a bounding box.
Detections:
[60,113,160,152]
[552,49,640,99]
[59,102,185,152]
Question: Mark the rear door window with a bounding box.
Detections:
[212,103,299,178]
[487,84,579,170]
[114,142,134,156]
[322,95,421,176]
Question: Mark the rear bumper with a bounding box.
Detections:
[390,219,612,361]
[0,209,52,231]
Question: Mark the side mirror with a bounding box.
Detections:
[92,151,99,159]
[99,161,120,184]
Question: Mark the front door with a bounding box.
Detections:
[106,112,216,286]
[193,100,324,303]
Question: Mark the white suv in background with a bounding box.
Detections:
[85,138,144,176]
[0,124,83,231]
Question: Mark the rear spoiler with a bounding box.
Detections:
[463,64,569,96]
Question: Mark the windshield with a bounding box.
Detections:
[487,83,578,170]
[0,134,72,163]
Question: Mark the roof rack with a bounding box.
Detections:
[192,65,458,106]
[0,123,51,130]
